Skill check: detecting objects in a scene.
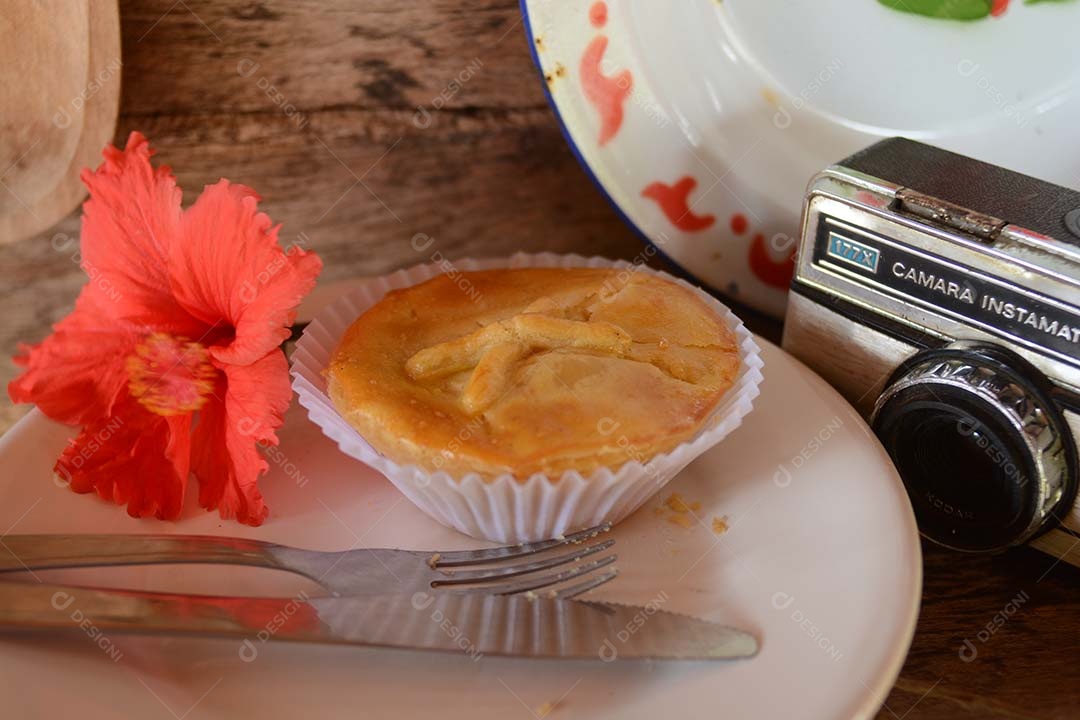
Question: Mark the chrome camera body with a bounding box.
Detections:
[783,138,1080,563]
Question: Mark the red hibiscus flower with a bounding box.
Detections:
[8,132,322,525]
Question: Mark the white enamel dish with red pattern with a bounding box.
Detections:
[521,0,1080,317]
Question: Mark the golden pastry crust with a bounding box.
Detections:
[327,268,740,479]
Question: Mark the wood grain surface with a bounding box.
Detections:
[0,2,1077,718]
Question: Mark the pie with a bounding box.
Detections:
[327,268,740,478]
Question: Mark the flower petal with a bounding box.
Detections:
[192,350,292,526]
[56,399,191,520]
[78,131,205,336]
[173,181,322,366]
[9,290,136,425]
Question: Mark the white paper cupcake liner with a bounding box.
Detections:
[291,253,764,542]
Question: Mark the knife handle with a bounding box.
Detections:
[0,534,289,573]
[0,581,318,643]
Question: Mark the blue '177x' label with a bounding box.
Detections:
[826,232,880,273]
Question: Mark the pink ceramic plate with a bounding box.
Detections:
[0,333,920,719]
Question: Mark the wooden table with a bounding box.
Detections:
[1,2,1077,717]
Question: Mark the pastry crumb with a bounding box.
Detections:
[536,700,559,717]
[664,492,691,513]
[712,516,729,535]
[663,493,701,514]
[660,493,704,527]
[667,514,694,529]
[537,699,565,716]
[427,552,441,569]
[524,590,538,601]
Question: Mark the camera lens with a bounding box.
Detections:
[875,393,1034,551]
[871,343,1076,553]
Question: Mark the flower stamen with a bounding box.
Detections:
[126,333,216,416]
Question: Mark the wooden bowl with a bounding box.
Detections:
[0,0,120,244]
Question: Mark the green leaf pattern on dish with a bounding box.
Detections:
[879,0,1074,19]
[877,0,991,19]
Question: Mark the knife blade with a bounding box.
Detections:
[0,581,757,661]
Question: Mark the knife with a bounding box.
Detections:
[0,581,758,661]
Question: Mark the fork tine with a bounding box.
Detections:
[453,554,617,596]
[553,568,619,599]
[433,523,612,567]
[431,539,614,586]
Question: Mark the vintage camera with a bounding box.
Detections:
[783,138,1080,565]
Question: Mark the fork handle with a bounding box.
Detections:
[0,534,289,574]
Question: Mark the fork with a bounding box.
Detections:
[0,524,617,597]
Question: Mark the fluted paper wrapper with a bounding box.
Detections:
[291,253,764,542]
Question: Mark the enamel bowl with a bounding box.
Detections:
[522,0,1080,317]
